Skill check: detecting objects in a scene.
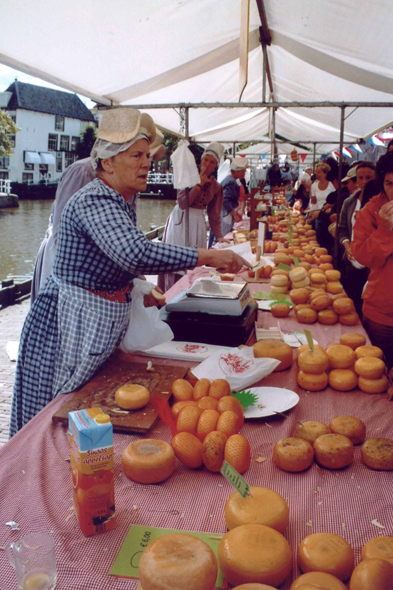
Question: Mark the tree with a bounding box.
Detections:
[0,108,19,157]
[76,123,97,159]
[162,131,179,171]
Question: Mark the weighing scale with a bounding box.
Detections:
[161,279,257,346]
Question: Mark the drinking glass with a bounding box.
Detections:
[5,532,57,590]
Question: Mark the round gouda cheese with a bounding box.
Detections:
[328,369,358,392]
[354,357,386,379]
[294,421,331,444]
[361,438,393,470]
[218,524,292,587]
[297,532,354,581]
[355,345,384,360]
[339,333,366,350]
[297,370,328,391]
[328,416,366,445]
[349,558,393,590]
[289,571,347,590]
[273,438,314,472]
[115,383,150,410]
[253,340,293,372]
[358,375,388,394]
[139,533,218,590]
[224,487,289,533]
[314,434,354,469]
[326,344,355,370]
[121,439,175,484]
[361,536,393,566]
[298,350,329,374]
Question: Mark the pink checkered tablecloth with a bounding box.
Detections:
[1,270,392,590]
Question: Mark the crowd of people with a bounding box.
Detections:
[11,115,393,436]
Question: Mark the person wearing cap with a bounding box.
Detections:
[293,172,312,211]
[157,142,226,292]
[337,161,376,315]
[9,110,249,437]
[209,156,248,245]
[30,129,165,305]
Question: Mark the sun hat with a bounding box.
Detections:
[342,167,358,182]
[97,107,156,144]
[299,173,311,182]
[203,142,225,165]
[231,156,248,170]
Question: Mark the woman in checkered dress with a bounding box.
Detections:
[10,109,248,437]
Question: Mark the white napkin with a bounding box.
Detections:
[137,341,231,362]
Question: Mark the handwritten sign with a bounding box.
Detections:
[221,460,250,498]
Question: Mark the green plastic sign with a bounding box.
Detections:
[278,263,291,271]
[304,329,314,352]
[221,461,250,499]
[293,256,300,267]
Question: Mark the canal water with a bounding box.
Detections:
[0,198,176,282]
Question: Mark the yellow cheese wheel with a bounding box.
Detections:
[315,247,328,256]
[339,312,360,326]
[309,273,327,284]
[361,536,393,566]
[358,374,388,394]
[310,295,331,311]
[318,309,338,325]
[289,571,347,590]
[253,340,293,372]
[354,356,386,379]
[339,333,367,350]
[115,383,150,410]
[326,281,344,294]
[294,421,331,444]
[274,254,292,266]
[224,487,289,533]
[310,282,326,291]
[355,345,384,360]
[290,267,307,283]
[292,277,311,289]
[271,274,289,287]
[218,524,292,587]
[138,533,218,590]
[325,270,341,282]
[273,437,314,472]
[309,288,327,300]
[333,298,355,315]
[298,350,329,374]
[271,303,291,318]
[314,434,354,469]
[349,558,393,590]
[296,344,325,359]
[328,369,358,392]
[300,262,312,271]
[290,288,310,305]
[271,285,289,294]
[297,532,354,581]
[297,370,328,391]
[272,268,290,276]
[121,439,175,484]
[326,344,355,369]
[319,263,334,272]
[320,254,333,264]
[361,438,393,470]
[328,416,366,445]
[296,309,318,324]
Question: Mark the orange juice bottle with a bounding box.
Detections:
[69,408,116,537]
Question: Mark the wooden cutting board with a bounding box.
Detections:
[52,349,189,433]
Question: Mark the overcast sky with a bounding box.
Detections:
[0,64,95,109]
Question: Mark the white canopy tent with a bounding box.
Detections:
[1,0,393,146]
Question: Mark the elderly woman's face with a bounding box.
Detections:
[356,166,375,191]
[201,154,217,177]
[108,139,151,198]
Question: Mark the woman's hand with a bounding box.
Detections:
[217,237,231,244]
[144,286,166,308]
[197,248,251,274]
[379,201,393,231]
[344,241,355,262]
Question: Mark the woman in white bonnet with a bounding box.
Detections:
[10,110,248,437]
[158,142,227,292]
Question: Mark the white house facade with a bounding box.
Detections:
[0,81,96,184]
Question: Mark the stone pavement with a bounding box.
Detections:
[0,299,29,447]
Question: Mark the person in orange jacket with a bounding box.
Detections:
[351,151,393,386]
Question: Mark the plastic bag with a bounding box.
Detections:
[170,140,200,189]
[192,347,280,392]
[119,279,174,353]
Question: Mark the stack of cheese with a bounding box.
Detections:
[354,345,388,394]
[326,343,359,392]
[296,344,329,392]
[289,284,359,326]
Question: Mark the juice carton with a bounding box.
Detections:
[69,408,116,537]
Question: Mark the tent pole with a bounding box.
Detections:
[184,107,190,247]
[262,44,267,103]
[233,142,236,156]
[334,106,346,266]
[313,143,316,174]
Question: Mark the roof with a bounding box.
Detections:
[5,80,96,122]
[0,1,392,145]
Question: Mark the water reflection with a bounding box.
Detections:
[0,198,175,282]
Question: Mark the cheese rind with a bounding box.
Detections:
[314,434,354,469]
[273,437,314,472]
[289,571,347,590]
[361,536,393,565]
[225,487,289,533]
[294,421,331,444]
[218,524,292,587]
[121,439,175,484]
[298,532,354,581]
[328,416,366,445]
[361,438,393,470]
[253,340,293,372]
[349,558,393,590]
[115,384,150,410]
[138,533,218,590]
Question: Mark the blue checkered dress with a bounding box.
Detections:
[10,179,198,437]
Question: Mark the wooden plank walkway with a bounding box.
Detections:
[0,299,29,447]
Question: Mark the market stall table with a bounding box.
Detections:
[0,269,392,590]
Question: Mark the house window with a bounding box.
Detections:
[71,136,80,152]
[65,152,77,169]
[22,173,34,183]
[60,135,69,151]
[56,156,63,173]
[8,135,16,147]
[24,163,34,171]
[0,156,10,169]
[48,134,58,151]
[39,164,49,178]
[55,115,64,131]
[0,172,9,180]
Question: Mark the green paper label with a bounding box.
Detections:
[221,461,250,499]
[294,256,300,267]
[304,329,314,352]
[278,263,291,271]
[253,291,290,301]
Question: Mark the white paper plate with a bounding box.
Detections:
[244,387,300,418]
